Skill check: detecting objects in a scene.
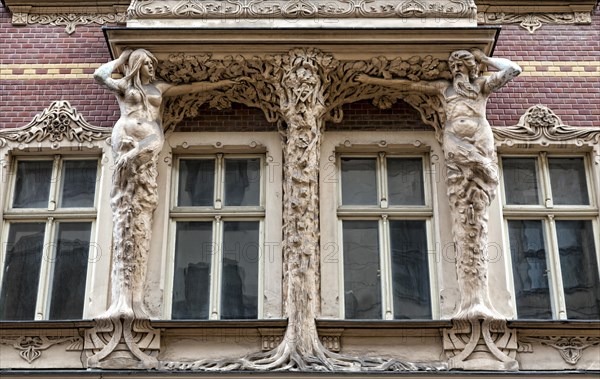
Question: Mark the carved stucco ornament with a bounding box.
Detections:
[443,319,518,370]
[10,8,126,34]
[160,48,446,372]
[0,100,111,148]
[521,336,600,365]
[128,0,476,20]
[478,11,592,33]
[492,104,600,148]
[0,335,82,364]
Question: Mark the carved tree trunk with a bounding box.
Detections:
[443,127,501,320]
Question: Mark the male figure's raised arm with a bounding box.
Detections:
[355,74,447,96]
[471,49,522,94]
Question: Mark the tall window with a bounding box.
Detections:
[338,153,435,320]
[0,157,99,320]
[501,154,600,319]
[168,154,264,320]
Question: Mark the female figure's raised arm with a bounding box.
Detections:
[161,79,237,98]
[93,49,132,94]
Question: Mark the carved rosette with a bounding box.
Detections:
[128,0,477,20]
[478,11,592,33]
[0,101,111,148]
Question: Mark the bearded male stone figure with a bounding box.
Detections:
[357,49,522,320]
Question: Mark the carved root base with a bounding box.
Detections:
[444,319,518,371]
[162,339,446,372]
[84,317,160,369]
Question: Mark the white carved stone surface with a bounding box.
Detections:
[11,12,126,34]
[128,0,477,20]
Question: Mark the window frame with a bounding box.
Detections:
[319,131,443,321]
[159,132,283,320]
[500,151,600,320]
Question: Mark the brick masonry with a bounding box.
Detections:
[1,4,598,131]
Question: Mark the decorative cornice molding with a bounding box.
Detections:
[127,0,477,20]
[11,11,127,34]
[0,335,82,364]
[492,105,600,148]
[0,101,112,149]
[478,11,592,33]
[521,336,600,365]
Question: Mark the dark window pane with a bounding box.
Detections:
[508,220,552,319]
[549,158,589,205]
[390,220,431,319]
[224,159,261,206]
[556,220,600,319]
[60,160,97,208]
[343,221,381,319]
[13,161,53,208]
[341,158,377,205]
[0,223,45,320]
[502,158,539,205]
[48,222,91,320]
[178,159,215,207]
[172,222,213,319]
[387,158,425,205]
[220,222,259,319]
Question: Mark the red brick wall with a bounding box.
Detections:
[1,4,598,131]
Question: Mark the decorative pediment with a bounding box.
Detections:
[492,105,600,148]
[0,101,112,149]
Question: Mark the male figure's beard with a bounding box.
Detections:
[453,72,479,100]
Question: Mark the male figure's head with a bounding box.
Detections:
[448,50,480,100]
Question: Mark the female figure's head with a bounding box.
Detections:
[124,49,158,84]
[122,49,159,111]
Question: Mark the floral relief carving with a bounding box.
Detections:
[0,335,82,364]
[521,336,600,365]
[0,101,111,148]
[12,12,126,34]
[478,12,592,33]
[492,105,600,147]
[128,0,477,20]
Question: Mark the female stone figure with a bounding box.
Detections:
[88,49,234,368]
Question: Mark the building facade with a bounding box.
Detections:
[0,0,599,377]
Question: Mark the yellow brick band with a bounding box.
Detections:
[1,61,598,80]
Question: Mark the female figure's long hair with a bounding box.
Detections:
[121,49,158,112]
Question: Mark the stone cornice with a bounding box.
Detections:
[128,0,477,19]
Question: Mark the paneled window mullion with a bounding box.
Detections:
[211,216,223,320]
[34,217,55,320]
[379,215,392,320]
[545,215,566,319]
